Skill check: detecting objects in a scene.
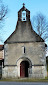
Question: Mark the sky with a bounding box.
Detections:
[0,0,48,46]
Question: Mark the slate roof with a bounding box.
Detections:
[5,21,44,43]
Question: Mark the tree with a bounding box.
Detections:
[0,0,8,43]
[0,0,8,22]
[32,13,48,41]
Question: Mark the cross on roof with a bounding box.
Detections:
[23,3,25,6]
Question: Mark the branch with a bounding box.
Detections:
[32,13,48,40]
[0,4,8,21]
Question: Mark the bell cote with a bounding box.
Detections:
[18,3,30,21]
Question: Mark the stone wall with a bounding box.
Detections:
[2,66,18,78]
[31,66,47,78]
[2,65,47,78]
[4,42,46,65]
[2,42,47,78]
[0,50,3,59]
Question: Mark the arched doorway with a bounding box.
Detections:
[20,61,29,77]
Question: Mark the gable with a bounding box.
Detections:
[18,5,30,21]
[5,21,44,43]
[18,5,30,13]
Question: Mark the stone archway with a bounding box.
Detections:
[16,57,32,78]
[20,61,29,77]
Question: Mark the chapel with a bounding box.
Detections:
[2,4,47,78]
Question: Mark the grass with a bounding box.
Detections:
[0,77,48,82]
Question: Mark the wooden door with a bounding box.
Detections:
[20,61,25,77]
[20,61,29,77]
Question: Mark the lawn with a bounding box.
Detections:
[0,78,48,82]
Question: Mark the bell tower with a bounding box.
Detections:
[18,3,30,21]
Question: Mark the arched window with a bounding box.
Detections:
[22,46,25,54]
[22,11,26,21]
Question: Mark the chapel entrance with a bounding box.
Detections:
[20,61,29,78]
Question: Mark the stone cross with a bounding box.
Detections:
[23,3,25,6]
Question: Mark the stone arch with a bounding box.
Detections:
[22,11,26,21]
[16,57,32,67]
[16,57,32,77]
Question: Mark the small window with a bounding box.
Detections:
[22,46,25,54]
[24,47,25,53]
[22,11,26,21]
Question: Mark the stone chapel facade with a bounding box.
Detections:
[2,4,47,78]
